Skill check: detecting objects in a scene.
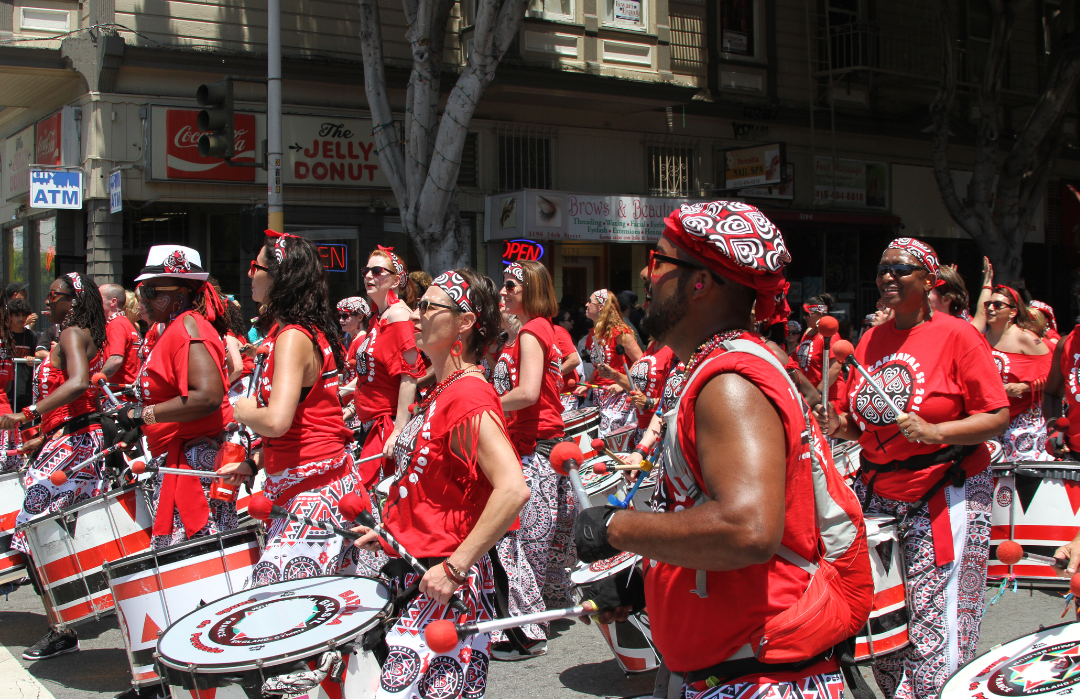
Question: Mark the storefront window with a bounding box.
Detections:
[290,225,362,305]
[720,0,762,61]
[529,0,574,20]
[38,217,56,318]
[5,224,27,288]
[603,0,645,30]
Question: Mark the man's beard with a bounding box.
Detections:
[640,280,689,341]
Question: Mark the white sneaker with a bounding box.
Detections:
[490,640,548,661]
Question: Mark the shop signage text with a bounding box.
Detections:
[5,125,33,200]
[502,239,545,263]
[108,170,122,213]
[30,169,82,209]
[284,116,388,187]
[319,243,348,273]
[36,113,62,167]
[813,157,888,209]
[165,109,258,182]
[724,143,784,189]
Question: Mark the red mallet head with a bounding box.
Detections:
[550,441,586,477]
[91,372,108,386]
[1071,573,1080,597]
[591,438,606,451]
[49,470,67,486]
[425,619,460,654]
[817,316,840,338]
[248,493,274,522]
[131,461,148,475]
[338,491,372,523]
[997,540,1024,565]
[592,462,610,475]
[1058,417,1071,431]
[566,378,577,389]
[832,340,855,363]
[256,346,270,358]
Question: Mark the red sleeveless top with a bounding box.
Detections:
[991,348,1052,417]
[492,317,565,455]
[35,343,104,433]
[585,327,632,387]
[256,324,353,474]
[352,318,424,421]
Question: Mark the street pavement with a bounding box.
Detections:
[0,576,1074,699]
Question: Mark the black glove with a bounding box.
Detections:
[583,565,646,615]
[114,406,144,433]
[574,505,622,563]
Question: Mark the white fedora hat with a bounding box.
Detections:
[135,245,209,282]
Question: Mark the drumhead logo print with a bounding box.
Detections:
[851,353,924,428]
[492,359,513,396]
[987,641,1080,695]
[209,596,340,646]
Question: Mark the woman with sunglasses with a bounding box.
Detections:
[795,293,834,396]
[3,272,107,660]
[225,232,383,584]
[352,268,529,697]
[351,247,424,488]
[583,288,642,436]
[819,238,1008,699]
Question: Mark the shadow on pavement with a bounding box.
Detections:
[27,647,132,694]
[560,660,656,697]
[0,609,119,647]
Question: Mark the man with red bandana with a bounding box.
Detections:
[573,201,871,699]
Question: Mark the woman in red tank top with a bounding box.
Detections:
[353,268,528,696]
[4,272,107,659]
[224,232,383,584]
[583,289,642,436]
[336,295,372,429]
[111,246,238,549]
[352,247,424,487]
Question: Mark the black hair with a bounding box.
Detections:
[57,273,107,350]
[261,235,347,372]
[186,276,231,338]
[7,297,30,316]
[807,292,835,310]
[227,301,247,338]
[453,268,503,364]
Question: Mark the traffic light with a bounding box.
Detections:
[196,78,234,158]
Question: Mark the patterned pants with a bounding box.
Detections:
[683,670,845,699]
[377,555,495,699]
[592,387,636,438]
[0,426,23,474]
[995,406,1052,462]
[246,453,386,587]
[855,467,993,699]
[12,424,106,555]
[149,438,239,549]
[493,452,577,641]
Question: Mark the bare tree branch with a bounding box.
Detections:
[358,0,407,207]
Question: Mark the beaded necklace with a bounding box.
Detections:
[409,365,483,416]
[683,328,749,377]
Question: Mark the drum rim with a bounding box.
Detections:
[155,575,392,673]
[992,460,1080,473]
[570,552,640,584]
[102,520,262,575]
[15,483,145,533]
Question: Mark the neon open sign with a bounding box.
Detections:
[319,244,348,273]
[502,239,545,264]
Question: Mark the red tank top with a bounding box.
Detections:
[35,344,104,434]
[796,331,824,386]
[492,317,565,455]
[628,344,676,430]
[1059,329,1080,448]
[256,324,353,474]
[991,348,1052,417]
[645,334,819,672]
[351,318,423,421]
[585,328,631,387]
[382,373,503,557]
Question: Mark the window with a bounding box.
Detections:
[20,7,69,32]
[528,0,574,20]
[647,145,695,196]
[603,0,645,30]
[719,0,757,57]
[459,133,479,188]
[498,133,553,191]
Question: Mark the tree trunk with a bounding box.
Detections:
[415,204,469,273]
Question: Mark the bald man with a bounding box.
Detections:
[100,283,140,385]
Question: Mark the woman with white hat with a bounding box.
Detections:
[113,245,237,549]
[2,272,107,660]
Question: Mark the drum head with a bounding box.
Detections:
[562,407,600,429]
[376,476,394,497]
[157,576,390,673]
[570,551,640,585]
[942,621,1080,699]
[580,456,625,494]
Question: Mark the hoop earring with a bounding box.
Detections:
[451,335,464,357]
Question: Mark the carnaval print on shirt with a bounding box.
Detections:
[847,352,925,431]
[992,350,1010,384]
[492,352,516,396]
[1068,350,1080,407]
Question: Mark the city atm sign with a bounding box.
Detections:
[30,169,82,209]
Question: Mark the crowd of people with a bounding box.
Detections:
[4,205,1080,699]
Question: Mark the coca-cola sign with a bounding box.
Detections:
[164,109,256,182]
[36,112,62,167]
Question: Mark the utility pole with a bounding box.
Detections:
[267,0,283,232]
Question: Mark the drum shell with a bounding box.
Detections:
[104,522,263,687]
[580,455,625,507]
[830,441,861,481]
[595,611,661,675]
[16,484,154,629]
[562,408,601,460]
[989,462,1080,586]
[603,425,637,455]
[852,515,909,662]
[0,470,27,583]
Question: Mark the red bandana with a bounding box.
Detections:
[377,245,407,292]
[887,237,940,275]
[264,229,305,264]
[506,263,525,283]
[432,271,475,315]
[65,272,84,299]
[803,303,827,315]
[1030,300,1056,331]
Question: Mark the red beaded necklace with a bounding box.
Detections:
[683,328,749,377]
[409,365,483,415]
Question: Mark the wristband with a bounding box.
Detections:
[633,443,650,458]
[243,457,258,473]
[442,559,467,586]
[143,404,157,426]
[21,405,39,422]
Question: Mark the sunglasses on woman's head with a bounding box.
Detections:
[876,263,927,278]
[139,285,183,301]
[984,300,1016,311]
[417,299,457,313]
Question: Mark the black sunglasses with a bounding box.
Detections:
[984,300,1016,311]
[876,263,927,278]
[139,285,183,301]
[363,266,393,277]
[417,299,457,313]
[503,280,520,291]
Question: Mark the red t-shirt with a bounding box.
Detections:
[1058,329,1080,448]
[585,328,632,387]
[645,334,822,672]
[35,344,104,434]
[105,313,141,385]
[629,344,676,430]
[553,325,577,373]
[991,348,1052,417]
[492,317,565,455]
[796,331,824,387]
[352,319,423,422]
[137,311,234,458]
[383,374,505,557]
[256,325,354,474]
[840,313,1008,501]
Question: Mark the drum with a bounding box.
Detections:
[853,515,909,662]
[234,469,267,520]
[940,620,1080,699]
[987,439,1005,464]
[563,407,601,460]
[104,521,264,687]
[604,424,638,455]
[374,475,394,514]
[831,441,861,480]
[0,470,27,584]
[989,462,1080,585]
[580,455,626,507]
[156,576,390,699]
[16,484,154,628]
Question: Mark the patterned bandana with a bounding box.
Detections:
[506,263,525,283]
[594,289,610,307]
[337,297,372,318]
[788,320,802,334]
[886,237,940,276]
[376,245,408,291]
[264,229,305,264]
[803,304,827,315]
[663,201,790,318]
[65,272,84,299]
[1030,300,1057,331]
[432,271,475,315]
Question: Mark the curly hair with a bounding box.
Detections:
[593,290,631,345]
[262,235,347,372]
[227,301,247,338]
[57,273,107,351]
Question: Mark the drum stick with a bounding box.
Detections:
[610,466,652,510]
[48,443,128,486]
[592,460,653,474]
[248,493,363,540]
[425,601,599,653]
[550,442,591,511]
[245,347,270,399]
[130,461,231,479]
[590,438,630,466]
[92,372,122,408]
[841,355,908,422]
[817,317,839,410]
[997,540,1066,567]
[339,386,355,394]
